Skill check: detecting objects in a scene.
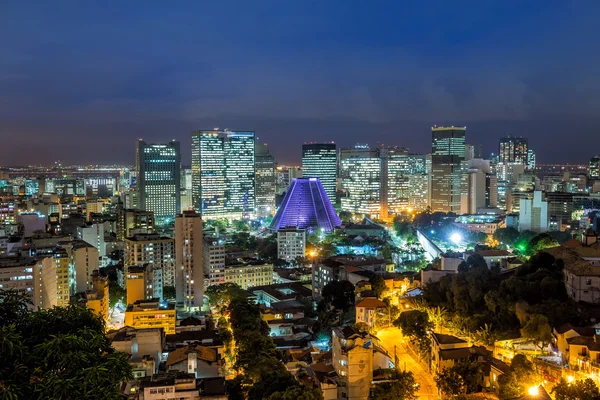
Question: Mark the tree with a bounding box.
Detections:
[321,280,355,310]
[394,310,432,356]
[370,370,418,400]
[205,283,245,309]
[520,314,552,352]
[0,290,132,400]
[528,233,559,255]
[498,354,540,399]
[267,385,324,400]
[163,285,176,300]
[552,378,600,400]
[435,367,465,397]
[493,227,520,248]
[109,283,126,309]
[369,275,387,298]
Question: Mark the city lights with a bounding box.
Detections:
[450,233,462,245]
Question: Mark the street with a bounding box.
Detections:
[377,327,439,400]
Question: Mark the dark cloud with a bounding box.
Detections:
[0,1,599,165]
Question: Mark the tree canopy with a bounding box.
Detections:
[0,290,132,400]
[552,378,600,400]
[370,370,418,400]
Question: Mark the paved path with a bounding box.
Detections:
[377,327,439,400]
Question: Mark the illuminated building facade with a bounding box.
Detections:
[255,143,276,217]
[175,211,203,309]
[590,155,600,179]
[277,227,306,263]
[191,130,255,219]
[340,146,383,217]
[124,233,175,288]
[136,140,181,224]
[270,178,341,233]
[302,143,337,204]
[499,136,528,165]
[431,127,467,213]
[385,149,429,213]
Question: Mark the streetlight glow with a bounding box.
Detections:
[450,233,462,245]
[528,386,539,396]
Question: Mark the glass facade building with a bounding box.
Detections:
[499,136,528,165]
[136,140,181,224]
[255,143,276,217]
[340,146,383,217]
[302,143,337,204]
[191,130,255,219]
[431,127,467,213]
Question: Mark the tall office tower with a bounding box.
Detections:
[430,127,467,213]
[339,146,383,217]
[136,140,181,224]
[175,210,203,309]
[270,178,341,233]
[302,143,337,204]
[385,149,429,213]
[255,143,276,217]
[589,155,600,179]
[527,149,536,171]
[191,130,255,219]
[499,136,528,165]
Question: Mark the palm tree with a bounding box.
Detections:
[427,306,449,333]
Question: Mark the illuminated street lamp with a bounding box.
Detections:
[528,386,539,396]
[450,233,462,245]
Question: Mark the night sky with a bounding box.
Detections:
[1,1,599,166]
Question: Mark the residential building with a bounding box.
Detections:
[255,142,276,217]
[124,299,177,335]
[0,256,38,304]
[109,326,165,377]
[126,264,163,305]
[191,129,255,219]
[519,191,549,232]
[430,332,471,376]
[270,178,341,233]
[205,259,273,290]
[166,344,220,379]
[76,222,107,265]
[124,372,227,400]
[302,143,337,204]
[203,236,225,278]
[86,270,109,322]
[136,140,181,224]
[175,211,203,309]
[61,240,100,294]
[339,146,383,217]
[355,297,387,328]
[124,233,175,288]
[116,208,155,241]
[454,214,504,236]
[252,282,313,307]
[332,326,393,399]
[85,199,104,221]
[277,227,306,263]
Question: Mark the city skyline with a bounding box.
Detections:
[2,2,600,166]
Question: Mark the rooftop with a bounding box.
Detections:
[166,344,218,366]
[356,298,387,308]
[432,332,468,345]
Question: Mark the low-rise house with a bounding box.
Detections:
[123,372,227,400]
[355,297,387,328]
[251,282,312,307]
[553,323,596,364]
[166,344,221,379]
[108,327,165,377]
[430,332,471,376]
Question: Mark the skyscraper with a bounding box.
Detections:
[499,136,528,165]
[430,127,467,213]
[302,143,337,204]
[385,148,429,213]
[589,155,600,179]
[340,146,383,217]
[191,130,255,219]
[136,140,181,224]
[175,210,203,309]
[255,143,276,217]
